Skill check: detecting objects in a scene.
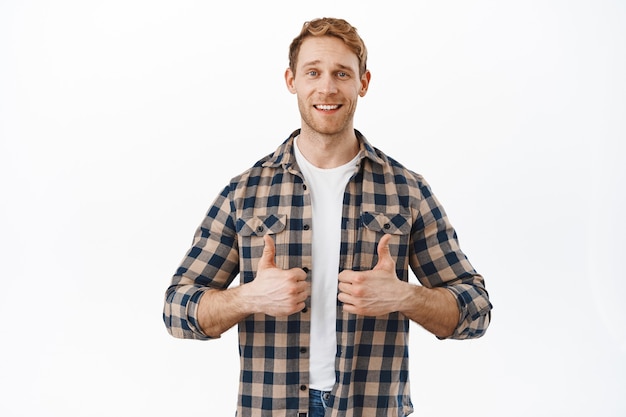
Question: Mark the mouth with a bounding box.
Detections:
[314,104,341,111]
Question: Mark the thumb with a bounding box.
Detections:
[258,234,277,270]
[373,234,395,271]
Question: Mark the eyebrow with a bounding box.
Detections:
[301,60,321,67]
[300,60,356,72]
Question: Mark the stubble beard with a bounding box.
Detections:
[298,98,356,139]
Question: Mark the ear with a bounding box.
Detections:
[359,70,371,97]
[285,68,297,94]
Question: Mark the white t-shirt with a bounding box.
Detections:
[293,137,359,391]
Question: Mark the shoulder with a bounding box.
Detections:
[226,131,297,189]
[356,130,428,190]
[370,145,431,192]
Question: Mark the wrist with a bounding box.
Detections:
[397,282,420,315]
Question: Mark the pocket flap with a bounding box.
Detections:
[236,214,287,236]
[361,212,411,235]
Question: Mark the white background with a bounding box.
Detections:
[1,1,625,416]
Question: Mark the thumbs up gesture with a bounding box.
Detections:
[338,234,408,316]
[242,235,310,317]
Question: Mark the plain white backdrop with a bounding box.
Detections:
[1,1,625,416]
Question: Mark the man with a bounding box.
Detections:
[164,17,491,417]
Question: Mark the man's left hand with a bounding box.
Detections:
[337,234,408,316]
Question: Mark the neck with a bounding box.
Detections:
[297,128,359,169]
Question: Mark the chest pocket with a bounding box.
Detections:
[361,212,411,235]
[236,214,288,274]
[236,214,287,237]
[358,211,411,278]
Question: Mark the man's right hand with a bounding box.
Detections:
[241,234,310,317]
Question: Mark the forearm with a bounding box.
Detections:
[197,286,253,338]
[399,283,460,339]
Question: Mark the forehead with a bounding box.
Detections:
[296,36,360,71]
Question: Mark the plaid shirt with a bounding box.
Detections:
[164,130,492,417]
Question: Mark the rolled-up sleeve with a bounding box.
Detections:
[163,185,240,340]
[445,280,491,339]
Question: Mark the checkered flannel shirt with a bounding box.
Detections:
[163,129,492,417]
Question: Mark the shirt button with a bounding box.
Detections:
[303,184,307,190]
[303,224,310,230]
[256,226,264,233]
[300,347,307,354]
[302,267,310,273]
[384,223,391,230]
[300,384,307,391]
[302,307,308,313]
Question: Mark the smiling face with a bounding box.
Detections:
[285,36,370,140]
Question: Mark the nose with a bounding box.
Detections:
[318,74,338,95]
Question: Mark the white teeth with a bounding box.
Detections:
[316,104,339,111]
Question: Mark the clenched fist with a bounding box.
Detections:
[242,235,310,317]
[338,234,408,316]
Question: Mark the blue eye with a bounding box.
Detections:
[307,70,318,77]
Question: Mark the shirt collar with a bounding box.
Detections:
[262,129,385,170]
